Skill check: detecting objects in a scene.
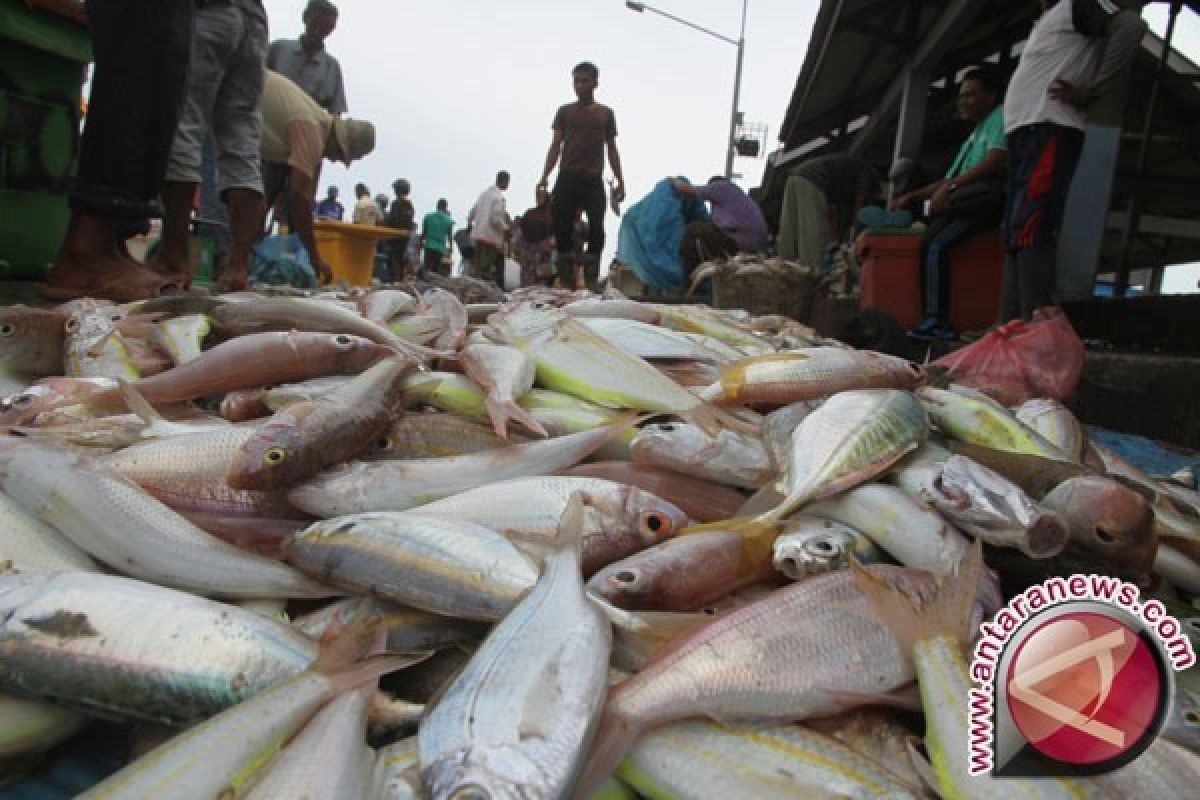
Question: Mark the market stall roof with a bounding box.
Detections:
[759,0,1200,271]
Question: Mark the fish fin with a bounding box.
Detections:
[598,600,712,670]
[366,690,424,731]
[554,490,588,555]
[824,684,923,714]
[681,404,757,437]
[485,396,549,439]
[740,484,786,517]
[850,539,984,652]
[573,705,641,800]
[905,738,943,796]
[327,652,432,694]
[116,377,166,427]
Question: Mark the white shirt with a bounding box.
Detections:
[1004,1,1107,132]
[469,185,510,246]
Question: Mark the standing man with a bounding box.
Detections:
[265,0,347,115]
[260,70,376,285]
[352,183,382,225]
[777,154,879,268]
[152,0,269,293]
[537,61,626,291]
[469,171,513,286]
[419,198,455,278]
[315,186,344,220]
[386,179,416,282]
[999,0,1146,322]
[670,176,768,278]
[44,0,193,302]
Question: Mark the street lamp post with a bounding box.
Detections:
[625,0,748,180]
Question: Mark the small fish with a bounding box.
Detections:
[149,313,211,366]
[460,341,547,438]
[921,455,1070,559]
[772,515,886,580]
[285,512,539,621]
[1041,475,1158,572]
[0,305,67,376]
[765,389,929,521]
[701,347,923,406]
[631,421,775,490]
[228,356,414,491]
[588,529,777,611]
[419,494,612,799]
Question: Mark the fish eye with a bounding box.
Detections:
[1186,710,1200,725]
[1093,528,1116,545]
[335,334,352,346]
[264,447,287,465]
[0,323,15,337]
[375,436,393,450]
[641,511,669,536]
[811,539,837,554]
[64,318,80,333]
[613,570,638,585]
[13,395,33,407]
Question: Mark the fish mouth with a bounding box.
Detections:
[1021,512,1070,559]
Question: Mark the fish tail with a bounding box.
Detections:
[681,403,757,438]
[486,396,549,439]
[574,706,640,800]
[851,539,984,652]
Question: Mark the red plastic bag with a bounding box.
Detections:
[934,307,1085,405]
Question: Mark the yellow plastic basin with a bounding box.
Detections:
[313,219,408,286]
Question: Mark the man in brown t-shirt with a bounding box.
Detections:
[536,61,626,290]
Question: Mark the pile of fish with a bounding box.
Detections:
[0,284,1197,799]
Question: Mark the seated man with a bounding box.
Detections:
[260,69,375,285]
[670,176,768,278]
[892,66,1007,340]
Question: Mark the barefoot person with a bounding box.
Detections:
[151,0,268,293]
[45,0,193,302]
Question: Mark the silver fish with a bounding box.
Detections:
[0,571,316,725]
[420,494,611,799]
[772,515,886,580]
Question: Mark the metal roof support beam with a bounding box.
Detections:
[889,67,931,202]
[849,0,989,158]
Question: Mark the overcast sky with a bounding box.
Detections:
[262,0,1199,291]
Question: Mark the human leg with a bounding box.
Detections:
[551,174,582,287]
[210,5,267,291]
[777,176,829,266]
[580,176,607,291]
[1001,124,1084,321]
[50,0,192,298]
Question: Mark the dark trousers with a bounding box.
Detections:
[422,248,448,277]
[679,220,738,278]
[919,197,1002,322]
[999,123,1084,322]
[72,0,193,219]
[551,171,606,287]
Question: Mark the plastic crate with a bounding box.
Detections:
[0,0,90,279]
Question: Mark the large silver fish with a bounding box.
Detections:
[0,571,316,725]
[419,494,611,799]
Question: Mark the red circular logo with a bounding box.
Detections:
[1005,611,1164,767]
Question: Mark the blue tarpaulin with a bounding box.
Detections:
[615,177,709,293]
[1088,427,1200,479]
